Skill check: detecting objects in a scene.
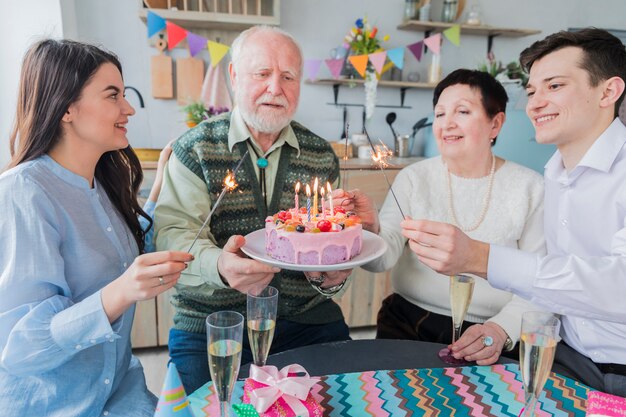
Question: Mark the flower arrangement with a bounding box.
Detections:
[182,102,229,127]
[343,17,390,55]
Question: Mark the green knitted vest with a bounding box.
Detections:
[171,114,343,333]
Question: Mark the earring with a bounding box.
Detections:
[490,138,495,143]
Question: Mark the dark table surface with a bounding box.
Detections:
[239,339,515,378]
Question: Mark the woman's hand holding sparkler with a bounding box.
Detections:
[331,189,380,234]
[217,235,281,294]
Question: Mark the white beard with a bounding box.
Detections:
[238,93,295,134]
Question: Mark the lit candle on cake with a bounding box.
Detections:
[326,182,333,215]
[294,181,301,213]
[320,186,326,219]
[312,177,319,217]
[306,184,311,222]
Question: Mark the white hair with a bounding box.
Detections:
[230,25,303,73]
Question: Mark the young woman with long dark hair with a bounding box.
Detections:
[0,39,193,416]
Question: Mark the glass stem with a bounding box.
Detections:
[220,401,230,417]
[522,394,537,417]
[452,323,462,344]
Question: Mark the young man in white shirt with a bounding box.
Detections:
[402,28,626,396]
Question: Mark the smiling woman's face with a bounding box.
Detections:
[231,32,302,134]
[433,84,501,164]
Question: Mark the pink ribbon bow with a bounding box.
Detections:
[248,364,320,415]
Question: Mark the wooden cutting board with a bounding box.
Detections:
[151,38,174,99]
[176,57,205,104]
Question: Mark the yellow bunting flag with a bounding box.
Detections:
[348,54,369,78]
[207,40,230,67]
[443,25,461,46]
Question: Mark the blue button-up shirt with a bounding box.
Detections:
[0,155,156,416]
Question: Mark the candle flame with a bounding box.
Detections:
[305,184,311,196]
[223,171,238,190]
[295,181,301,193]
[313,177,319,189]
[326,181,332,194]
[320,186,325,197]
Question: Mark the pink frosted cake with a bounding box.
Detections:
[265,207,362,265]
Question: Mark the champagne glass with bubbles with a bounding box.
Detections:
[247,285,278,367]
[438,274,475,364]
[206,311,244,417]
[519,311,561,417]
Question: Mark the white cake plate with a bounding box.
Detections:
[241,229,388,272]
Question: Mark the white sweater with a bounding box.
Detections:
[364,156,545,343]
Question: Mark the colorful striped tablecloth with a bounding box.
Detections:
[189,363,590,416]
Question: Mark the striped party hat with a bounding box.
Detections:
[154,363,194,417]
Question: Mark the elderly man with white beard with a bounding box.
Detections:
[154,26,352,393]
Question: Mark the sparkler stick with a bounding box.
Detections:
[363,126,406,219]
[187,150,250,253]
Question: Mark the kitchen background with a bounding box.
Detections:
[2,0,626,171]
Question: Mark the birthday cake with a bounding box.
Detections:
[265,207,362,265]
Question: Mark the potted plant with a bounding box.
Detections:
[182,102,208,128]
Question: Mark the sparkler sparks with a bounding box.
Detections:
[187,150,250,253]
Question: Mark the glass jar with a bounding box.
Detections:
[403,0,419,21]
[441,0,458,23]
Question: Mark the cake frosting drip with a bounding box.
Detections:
[265,208,363,265]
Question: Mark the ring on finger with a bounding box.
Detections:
[482,335,494,348]
[158,276,164,286]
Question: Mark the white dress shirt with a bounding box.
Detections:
[489,118,626,365]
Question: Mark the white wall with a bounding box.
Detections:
[0,0,64,168]
[2,0,626,161]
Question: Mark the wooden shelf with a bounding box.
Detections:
[138,7,279,30]
[397,21,540,37]
[306,79,436,90]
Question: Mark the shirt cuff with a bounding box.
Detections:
[488,244,538,302]
[50,290,120,351]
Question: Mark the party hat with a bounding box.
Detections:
[154,363,195,417]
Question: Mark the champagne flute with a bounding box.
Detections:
[438,274,475,364]
[206,311,244,417]
[519,311,561,417]
[247,285,278,366]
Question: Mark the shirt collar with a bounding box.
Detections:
[227,106,300,157]
[41,154,97,191]
[545,118,626,180]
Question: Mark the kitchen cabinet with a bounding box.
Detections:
[131,157,420,347]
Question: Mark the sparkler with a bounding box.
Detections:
[187,150,250,253]
[364,127,406,219]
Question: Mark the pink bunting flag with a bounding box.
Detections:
[368,51,387,75]
[407,41,424,62]
[304,59,322,81]
[423,33,442,55]
[186,32,207,57]
[166,21,187,50]
[325,58,345,79]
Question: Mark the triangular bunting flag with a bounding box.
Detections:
[325,58,345,79]
[147,11,166,38]
[387,47,405,70]
[154,363,194,417]
[208,40,230,67]
[348,54,369,78]
[304,59,322,81]
[443,25,461,46]
[423,33,442,55]
[187,32,207,57]
[166,21,187,50]
[407,41,424,62]
[368,51,387,75]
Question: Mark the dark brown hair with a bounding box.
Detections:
[8,39,149,252]
[432,69,508,145]
[519,28,626,116]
